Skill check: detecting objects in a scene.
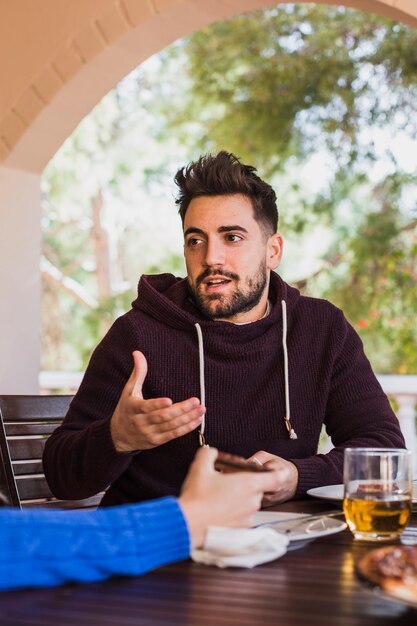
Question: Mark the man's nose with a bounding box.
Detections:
[204,239,225,267]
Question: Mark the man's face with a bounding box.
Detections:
[183,194,282,323]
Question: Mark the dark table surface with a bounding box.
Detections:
[0,498,416,626]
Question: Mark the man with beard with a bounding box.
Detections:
[43,151,404,507]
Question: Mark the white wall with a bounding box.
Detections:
[0,165,41,392]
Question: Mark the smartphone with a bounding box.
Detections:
[214,454,272,474]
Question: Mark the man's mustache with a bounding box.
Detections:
[196,269,240,287]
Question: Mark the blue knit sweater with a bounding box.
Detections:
[0,497,189,591]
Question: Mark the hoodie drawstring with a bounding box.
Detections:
[281,300,297,440]
[194,302,297,447]
[194,323,207,446]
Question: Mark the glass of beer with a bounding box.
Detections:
[343,448,412,541]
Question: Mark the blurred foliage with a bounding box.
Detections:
[80,291,134,365]
[158,3,417,373]
[41,3,417,373]
[41,78,187,371]
[308,171,417,372]
[170,5,417,156]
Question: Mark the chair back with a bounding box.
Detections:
[0,395,103,509]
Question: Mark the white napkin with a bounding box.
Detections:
[191,526,289,568]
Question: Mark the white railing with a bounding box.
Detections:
[377,375,417,476]
[39,371,417,473]
[39,370,84,392]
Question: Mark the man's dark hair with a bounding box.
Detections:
[174,151,278,236]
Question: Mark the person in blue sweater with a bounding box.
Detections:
[0,447,279,591]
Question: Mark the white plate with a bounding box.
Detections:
[307,484,344,501]
[251,511,347,550]
[307,484,417,504]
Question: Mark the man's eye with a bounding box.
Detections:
[186,238,203,247]
[226,234,243,242]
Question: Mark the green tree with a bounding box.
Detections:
[41,4,417,374]
[41,76,186,371]
[160,4,417,372]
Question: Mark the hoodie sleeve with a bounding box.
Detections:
[291,312,405,494]
[43,314,139,500]
[0,497,190,591]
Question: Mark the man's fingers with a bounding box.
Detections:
[130,351,148,399]
[247,450,274,465]
[135,415,203,449]
[123,396,205,448]
[151,409,204,433]
[258,471,282,494]
[131,396,173,414]
[140,404,204,441]
[129,396,202,420]
[139,396,202,419]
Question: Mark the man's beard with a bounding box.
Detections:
[188,261,268,320]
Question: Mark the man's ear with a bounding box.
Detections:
[266,233,283,270]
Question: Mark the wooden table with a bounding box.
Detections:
[0,499,416,626]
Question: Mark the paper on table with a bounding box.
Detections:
[191,526,289,569]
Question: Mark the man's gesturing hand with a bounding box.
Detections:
[110,351,205,453]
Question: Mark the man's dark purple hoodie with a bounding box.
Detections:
[43,272,404,505]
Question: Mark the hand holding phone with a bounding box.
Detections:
[214,452,272,474]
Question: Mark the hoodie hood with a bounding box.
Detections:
[132,272,300,444]
[132,272,301,333]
